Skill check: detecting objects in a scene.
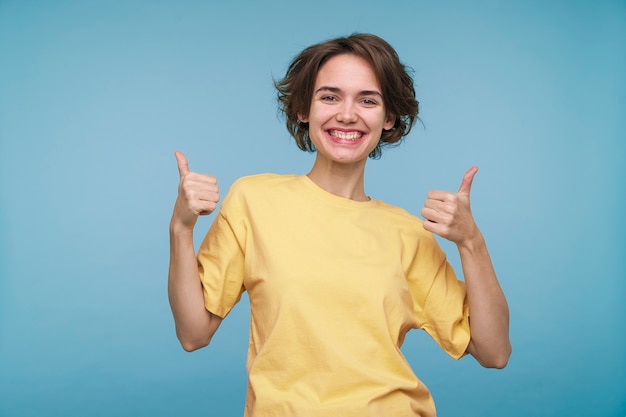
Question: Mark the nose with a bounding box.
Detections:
[336,101,358,124]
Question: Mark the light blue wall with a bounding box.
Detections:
[1,1,624,416]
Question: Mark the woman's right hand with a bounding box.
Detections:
[171,151,220,231]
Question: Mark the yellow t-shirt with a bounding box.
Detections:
[197,174,470,417]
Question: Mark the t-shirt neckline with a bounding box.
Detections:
[298,175,379,209]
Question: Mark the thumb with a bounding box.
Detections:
[174,151,190,178]
[457,166,479,196]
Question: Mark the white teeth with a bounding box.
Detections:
[329,130,362,140]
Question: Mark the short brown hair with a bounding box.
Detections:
[275,33,419,159]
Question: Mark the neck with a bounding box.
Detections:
[306,157,369,201]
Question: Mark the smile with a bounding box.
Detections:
[328,130,363,141]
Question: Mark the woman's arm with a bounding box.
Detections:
[456,232,511,368]
[421,167,511,368]
[168,151,223,352]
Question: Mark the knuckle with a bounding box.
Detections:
[181,180,193,192]
[186,188,197,199]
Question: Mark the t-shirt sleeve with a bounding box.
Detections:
[196,182,247,319]
[407,232,470,360]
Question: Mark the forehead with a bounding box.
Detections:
[314,54,381,91]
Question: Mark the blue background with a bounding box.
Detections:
[1,1,624,416]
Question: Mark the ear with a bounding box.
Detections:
[298,113,309,123]
[384,114,396,130]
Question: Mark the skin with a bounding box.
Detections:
[168,53,511,368]
[168,151,222,351]
[422,166,511,368]
[298,55,395,201]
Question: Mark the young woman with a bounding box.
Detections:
[169,33,511,417]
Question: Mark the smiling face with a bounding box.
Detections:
[299,54,395,170]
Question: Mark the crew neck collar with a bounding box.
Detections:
[298,175,379,208]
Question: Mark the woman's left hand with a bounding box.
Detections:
[421,166,480,247]
[422,166,512,368]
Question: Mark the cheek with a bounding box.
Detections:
[308,108,332,126]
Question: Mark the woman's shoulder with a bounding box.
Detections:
[220,174,299,215]
[373,200,436,240]
[374,199,420,222]
[230,173,300,192]
[225,174,304,204]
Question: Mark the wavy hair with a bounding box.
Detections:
[275,33,419,159]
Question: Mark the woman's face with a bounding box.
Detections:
[299,54,395,168]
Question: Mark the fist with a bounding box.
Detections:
[421,166,479,246]
[172,151,220,230]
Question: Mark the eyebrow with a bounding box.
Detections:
[315,86,383,98]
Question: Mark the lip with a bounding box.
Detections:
[325,128,366,144]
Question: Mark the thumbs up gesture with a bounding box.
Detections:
[421,167,480,246]
[171,151,220,231]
